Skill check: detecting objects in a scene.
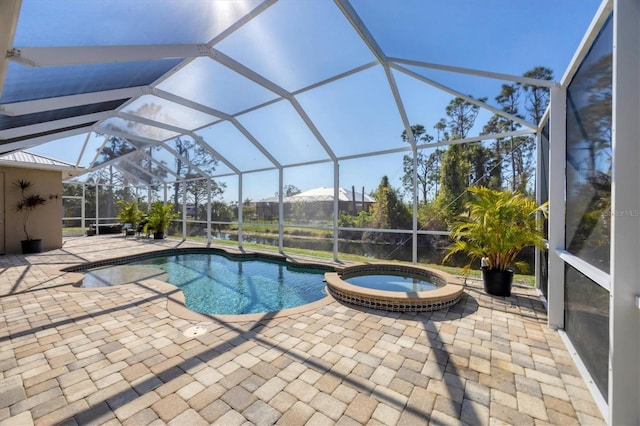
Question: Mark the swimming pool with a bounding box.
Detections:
[81,252,328,316]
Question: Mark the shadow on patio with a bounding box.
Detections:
[0,236,605,425]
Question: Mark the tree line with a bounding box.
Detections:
[399,66,552,223]
[340,66,553,243]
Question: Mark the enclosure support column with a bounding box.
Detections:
[81,184,86,232]
[333,161,339,262]
[278,168,284,253]
[95,184,100,235]
[238,173,243,249]
[412,146,418,264]
[182,180,187,239]
[206,179,211,244]
[535,129,543,292]
[163,184,167,204]
[609,2,640,423]
[547,86,566,330]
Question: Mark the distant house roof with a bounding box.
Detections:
[0,150,82,177]
[260,186,375,203]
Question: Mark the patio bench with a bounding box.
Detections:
[87,223,123,236]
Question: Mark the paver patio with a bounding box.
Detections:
[0,236,605,425]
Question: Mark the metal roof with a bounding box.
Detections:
[260,186,375,203]
[0,151,76,170]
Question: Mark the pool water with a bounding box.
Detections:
[345,273,439,292]
[86,253,327,315]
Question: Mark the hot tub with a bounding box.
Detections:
[325,263,464,312]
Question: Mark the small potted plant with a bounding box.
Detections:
[145,201,178,239]
[14,179,48,254]
[443,186,548,296]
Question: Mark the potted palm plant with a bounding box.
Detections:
[145,201,178,239]
[14,179,48,254]
[116,200,142,236]
[443,186,548,296]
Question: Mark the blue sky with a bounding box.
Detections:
[26,0,602,203]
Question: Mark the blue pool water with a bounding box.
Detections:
[85,253,327,315]
[345,273,439,292]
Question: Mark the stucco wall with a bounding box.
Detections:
[1,167,63,254]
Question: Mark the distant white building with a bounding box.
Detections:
[256,186,375,221]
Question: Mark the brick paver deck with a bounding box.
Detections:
[0,236,605,425]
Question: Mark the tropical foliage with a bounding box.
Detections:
[116,200,142,225]
[146,201,179,234]
[14,179,48,241]
[444,186,548,273]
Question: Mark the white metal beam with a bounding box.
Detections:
[88,135,110,170]
[547,86,566,330]
[383,66,415,145]
[141,150,181,179]
[206,178,211,243]
[188,132,240,175]
[85,152,136,176]
[158,139,209,179]
[116,111,190,136]
[288,98,337,161]
[333,161,339,261]
[152,87,280,170]
[126,0,277,120]
[121,158,162,183]
[334,0,386,64]
[86,125,532,182]
[208,49,337,161]
[75,131,92,168]
[152,88,230,120]
[278,168,284,252]
[535,128,543,292]
[389,57,559,88]
[0,0,21,100]
[207,0,277,46]
[96,129,158,146]
[7,44,206,67]
[333,0,417,148]
[232,63,378,119]
[609,1,640,423]
[291,62,378,96]
[149,159,179,181]
[391,63,537,130]
[209,48,288,98]
[229,118,281,168]
[336,129,534,162]
[113,163,151,186]
[237,173,243,249]
[0,111,112,140]
[561,0,614,86]
[0,86,146,116]
[0,125,93,154]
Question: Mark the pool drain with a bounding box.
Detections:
[183,325,208,338]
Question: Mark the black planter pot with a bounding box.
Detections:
[153,232,165,240]
[481,267,514,297]
[21,239,42,254]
